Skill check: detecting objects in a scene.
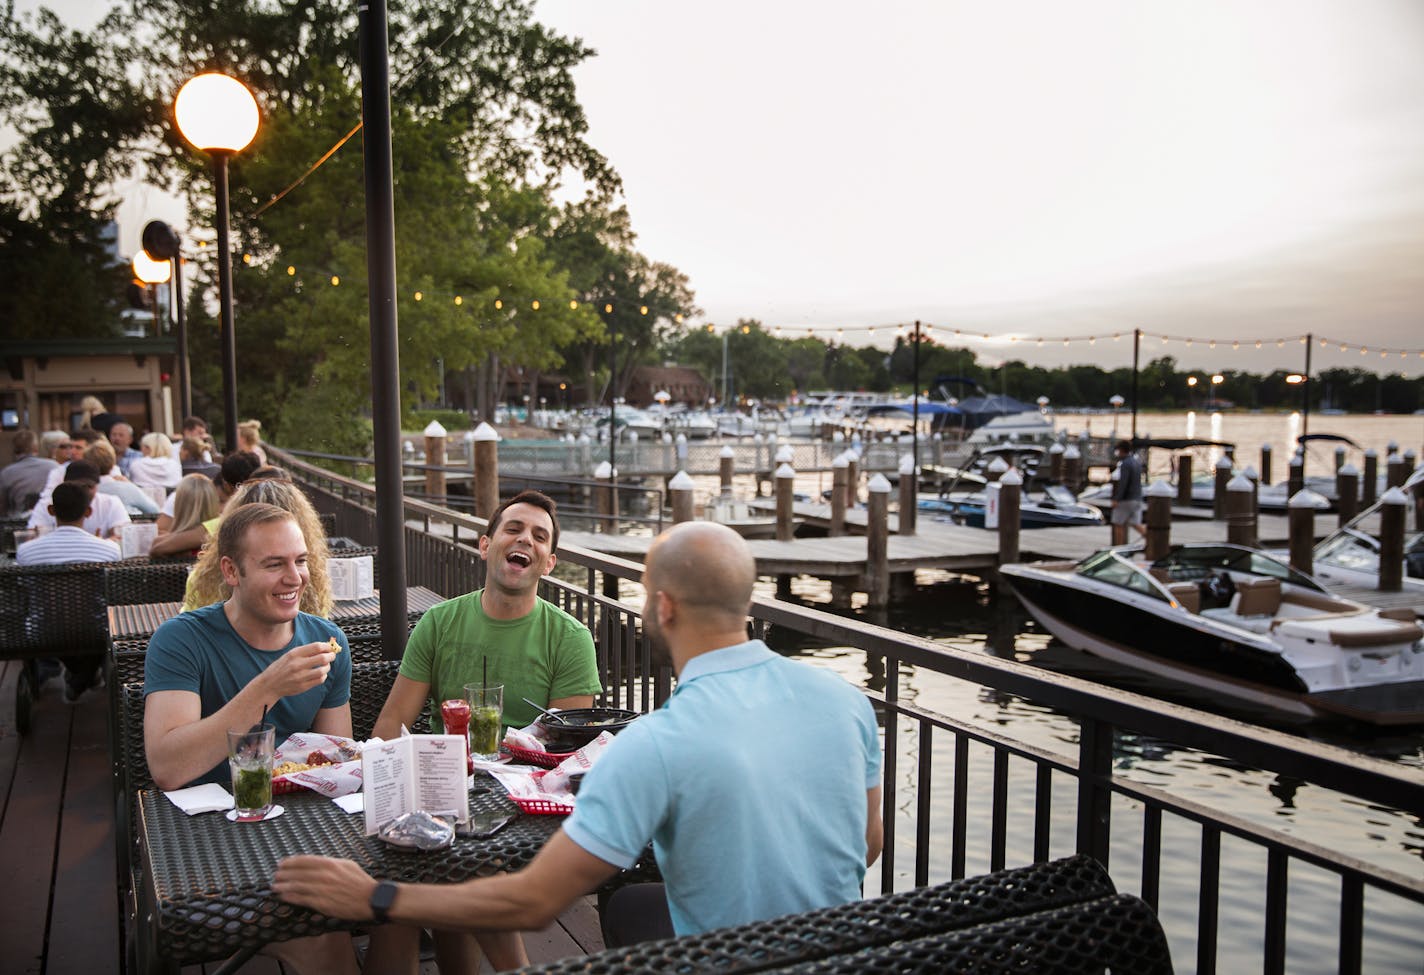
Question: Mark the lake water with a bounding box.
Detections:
[735,414,1422,973]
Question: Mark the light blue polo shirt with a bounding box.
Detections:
[563,640,881,936]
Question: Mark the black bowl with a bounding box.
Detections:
[536,707,639,751]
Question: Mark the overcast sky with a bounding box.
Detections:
[15,0,1424,375]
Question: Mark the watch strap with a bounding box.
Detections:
[370,879,398,924]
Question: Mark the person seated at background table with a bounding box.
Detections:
[151,450,261,551]
[154,474,223,558]
[238,418,268,464]
[180,477,332,615]
[362,488,601,973]
[86,440,160,517]
[28,460,130,540]
[38,428,102,497]
[145,501,357,975]
[179,436,221,480]
[109,421,143,477]
[128,431,183,493]
[275,521,883,955]
[0,429,58,517]
[181,414,217,463]
[17,481,122,701]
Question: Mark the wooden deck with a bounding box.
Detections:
[0,660,604,974]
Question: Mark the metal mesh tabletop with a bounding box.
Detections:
[108,586,446,639]
[136,780,559,964]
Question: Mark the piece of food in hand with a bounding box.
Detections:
[328,637,342,654]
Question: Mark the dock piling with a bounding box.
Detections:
[1213,455,1233,520]
[898,454,917,536]
[1226,474,1256,547]
[1378,487,1408,591]
[830,452,849,537]
[1176,453,1194,508]
[996,469,1022,566]
[1386,452,1407,490]
[1363,450,1379,507]
[1259,443,1272,486]
[669,470,694,524]
[1287,452,1304,499]
[1145,479,1173,560]
[1288,490,1320,576]
[719,445,735,497]
[775,460,796,543]
[1336,463,1360,526]
[423,420,447,505]
[1063,445,1083,493]
[866,474,891,608]
[472,422,500,519]
[1048,441,1064,482]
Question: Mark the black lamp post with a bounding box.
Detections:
[141,220,189,421]
[174,73,259,454]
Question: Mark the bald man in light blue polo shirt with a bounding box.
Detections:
[274,522,884,950]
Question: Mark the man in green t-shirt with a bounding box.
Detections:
[369,489,599,973]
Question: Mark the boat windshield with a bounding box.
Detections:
[1076,551,1169,601]
[1150,546,1325,591]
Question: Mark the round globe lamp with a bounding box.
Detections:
[132,250,171,336]
[174,72,259,452]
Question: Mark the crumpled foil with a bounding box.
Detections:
[377,810,455,851]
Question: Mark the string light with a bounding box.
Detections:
[604,303,612,314]
[414,291,422,301]
[330,275,339,286]
[639,305,648,315]
[531,299,540,310]
[494,299,503,310]
[675,314,684,323]
[454,295,462,306]
[286,265,295,276]
[569,299,578,310]
[242,253,251,265]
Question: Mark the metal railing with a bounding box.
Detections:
[274,447,1424,974]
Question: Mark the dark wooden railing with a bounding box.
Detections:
[274,447,1424,975]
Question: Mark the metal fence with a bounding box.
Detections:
[277,448,1424,975]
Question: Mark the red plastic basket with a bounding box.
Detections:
[509,794,574,815]
[272,776,305,795]
[502,742,575,769]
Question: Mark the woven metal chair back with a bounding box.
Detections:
[0,561,109,659]
[119,682,153,793]
[523,855,1145,975]
[349,658,430,738]
[105,561,192,605]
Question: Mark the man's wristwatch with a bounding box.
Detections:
[369,880,398,923]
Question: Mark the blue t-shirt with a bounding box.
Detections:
[143,603,352,786]
[563,640,881,936]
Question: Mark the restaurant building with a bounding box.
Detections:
[0,337,178,465]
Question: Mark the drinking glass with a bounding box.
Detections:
[227,724,275,821]
[463,683,504,762]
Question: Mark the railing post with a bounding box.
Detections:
[879,656,899,895]
[1075,717,1113,868]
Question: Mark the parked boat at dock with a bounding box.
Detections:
[919,443,1105,529]
[1310,467,1424,595]
[1001,543,1424,725]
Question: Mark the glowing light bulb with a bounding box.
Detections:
[414,291,422,301]
[454,295,463,306]
[330,275,339,286]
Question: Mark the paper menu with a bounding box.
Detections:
[330,556,375,601]
[361,734,468,834]
[120,522,158,558]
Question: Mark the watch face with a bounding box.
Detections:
[371,880,397,920]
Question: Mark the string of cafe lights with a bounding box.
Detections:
[203,255,1424,359]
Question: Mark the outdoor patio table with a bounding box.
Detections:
[108,585,446,640]
[133,778,560,974]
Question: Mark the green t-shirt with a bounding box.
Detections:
[399,590,601,732]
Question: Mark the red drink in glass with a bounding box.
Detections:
[441,698,473,773]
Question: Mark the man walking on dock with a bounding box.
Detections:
[1110,439,1145,545]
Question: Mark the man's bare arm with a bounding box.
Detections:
[311,703,353,738]
[145,643,336,789]
[275,830,619,932]
[371,674,431,740]
[865,785,884,866]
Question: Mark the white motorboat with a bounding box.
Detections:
[1002,543,1424,725]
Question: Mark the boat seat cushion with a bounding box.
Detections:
[1167,583,1201,613]
[1231,578,1282,617]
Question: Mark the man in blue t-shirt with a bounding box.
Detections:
[274,521,884,949]
[145,502,356,975]
[145,502,352,789]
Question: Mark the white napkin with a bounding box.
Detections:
[164,783,235,815]
[333,793,364,815]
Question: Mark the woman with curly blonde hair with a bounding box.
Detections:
[182,478,333,617]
